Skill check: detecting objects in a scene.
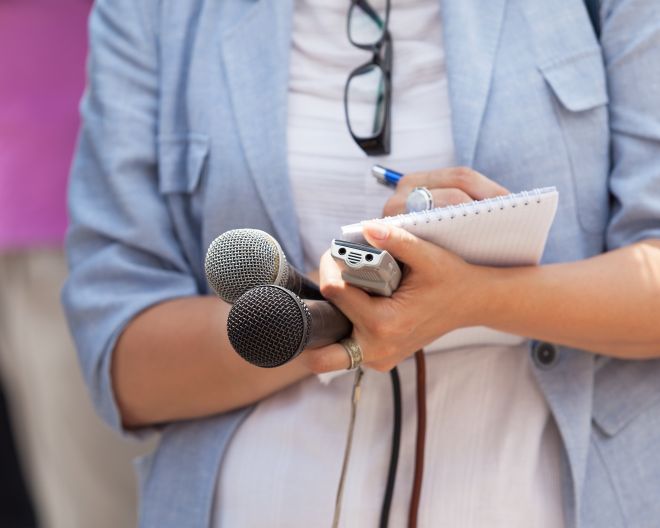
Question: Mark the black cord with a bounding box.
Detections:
[379,366,402,528]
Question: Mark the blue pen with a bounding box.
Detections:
[371,165,403,187]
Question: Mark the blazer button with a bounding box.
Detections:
[532,342,558,369]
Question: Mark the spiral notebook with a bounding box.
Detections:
[341,187,559,266]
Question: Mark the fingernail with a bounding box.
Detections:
[364,223,389,240]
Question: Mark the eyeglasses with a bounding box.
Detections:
[344,0,392,156]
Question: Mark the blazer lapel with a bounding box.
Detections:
[219,0,508,257]
[219,0,303,265]
[441,0,508,167]
[532,349,595,528]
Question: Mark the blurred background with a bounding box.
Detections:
[0,1,153,526]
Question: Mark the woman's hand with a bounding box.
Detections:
[301,223,489,373]
[298,167,510,374]
[382,166,509,217]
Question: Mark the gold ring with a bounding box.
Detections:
[340,338,363,370]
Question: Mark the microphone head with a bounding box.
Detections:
[227,285,311,368]
[205,229,289,303]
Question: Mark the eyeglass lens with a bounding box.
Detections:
[346,64,387,139]
[348,0,388,46]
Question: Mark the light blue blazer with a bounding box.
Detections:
[63,0,660,526]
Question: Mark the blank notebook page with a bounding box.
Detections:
[341,187,559,267]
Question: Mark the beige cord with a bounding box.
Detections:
[331,367,364,528]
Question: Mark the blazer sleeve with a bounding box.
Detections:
[601,0,660,249]
[62,0,199,435]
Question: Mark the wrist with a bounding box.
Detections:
[464,264,509,329]
[474,264,547,335]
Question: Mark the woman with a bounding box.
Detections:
[64,0,660,526]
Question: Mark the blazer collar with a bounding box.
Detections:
[440,0,508,166]
[219,0,303,266]
[219,0,509,260]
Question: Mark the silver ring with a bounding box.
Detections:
[340,338,363,370]
[406,186,434,212]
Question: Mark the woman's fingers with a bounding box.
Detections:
[318,250,374,323]
[429,187,473,206]
[362,222,438,270]
[401,167,510,199]
[300,342,352,373]
[301,337,401,374]
[383,187,473,217]
[313,217,478,374]
[310,168,501,374]
[382,166,510,217]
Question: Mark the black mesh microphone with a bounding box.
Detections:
[205,229,323,303]
[227,285,352,368]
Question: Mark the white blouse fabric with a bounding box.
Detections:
[214,0,565,526]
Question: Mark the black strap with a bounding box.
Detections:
[380,367,402,528]
[584,0,601,39]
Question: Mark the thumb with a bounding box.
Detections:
[362,222,435,268]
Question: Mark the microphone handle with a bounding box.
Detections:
[305,299,353,349]
[286,266,325,301]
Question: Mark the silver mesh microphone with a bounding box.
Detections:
[205,229,323,303]
[227,285,352,368]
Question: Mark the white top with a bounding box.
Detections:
[214,1,564,526]
[283,0,456,272]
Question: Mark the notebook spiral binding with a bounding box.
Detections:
[395,187,555,228]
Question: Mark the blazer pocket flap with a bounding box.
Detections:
[157,133,210,193]
[540,50,609,112]
[592,359,660,436]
